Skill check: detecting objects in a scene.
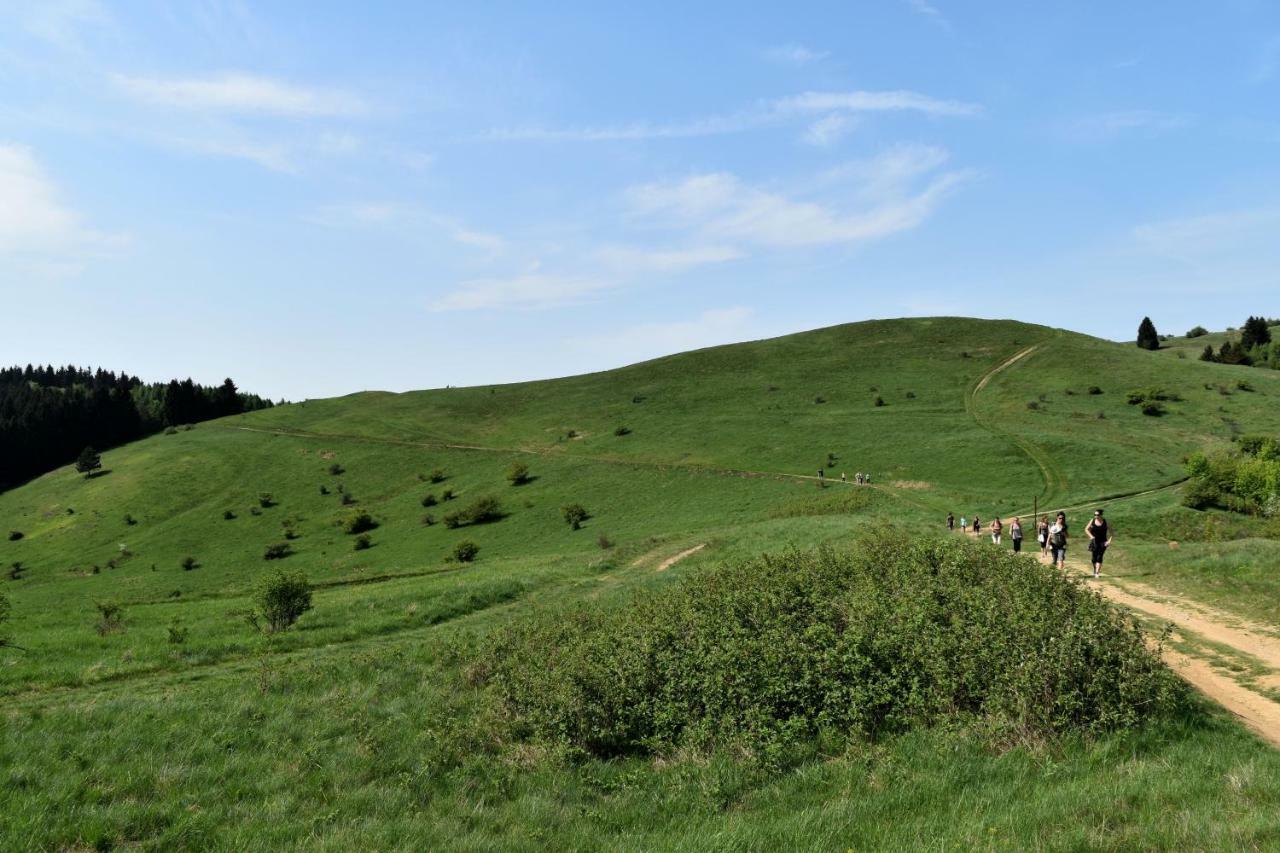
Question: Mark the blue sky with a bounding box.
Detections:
[2,1,1280,399]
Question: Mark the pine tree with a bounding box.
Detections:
[1136,317,1160,350]
[1199,344,1216,362]
[1241,316,1273,352]
[75,446,102,479]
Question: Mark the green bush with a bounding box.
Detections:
[340,492,357,506]
[614,425,632,436]
[873,396,886,407]
[507,462,531,485]
[7,531,22,541]
[1186,325,1209,338]
[328,463,344,476]
[167,619,188,645]
[453,540,479,563]
[562,503,590,530]
[443,496,503,528]
[94,601,124,636]
[342,509,378,534]
[421,493,437,507]
[258,492,276,508]
[263,542,293,561]
[1087,385,1103,395]
[250,569,312,633]
[1141,401,1166,417]
[429,469,447,483]
[475,536,1185,760]
[180,556,198,571]
[354,533,372,551]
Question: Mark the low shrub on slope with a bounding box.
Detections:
[476,534,1185,759]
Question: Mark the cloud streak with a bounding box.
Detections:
[113,72,366,117]
[0,142,119,256]
[488,89,980,143]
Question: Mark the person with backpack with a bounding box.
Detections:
[947,512,955,531]
[1085,509,1113,578]
[1048,512,1068,569]
[1010,517,1023,553]
[990,516,1003,545]
[1037,516,1050,558]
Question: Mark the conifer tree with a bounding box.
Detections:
[1136,317,1160,350]
[75,446,102,479]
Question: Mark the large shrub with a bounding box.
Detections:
[443,496,504,529]
[475,535,1184,760]
[342,509,379,534]
[250,569,312,633]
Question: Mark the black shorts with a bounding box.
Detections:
[1090,543,1106,563]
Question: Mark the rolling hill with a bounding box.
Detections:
[4,317,1280,850]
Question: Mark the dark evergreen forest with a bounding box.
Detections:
[0,365,273,490]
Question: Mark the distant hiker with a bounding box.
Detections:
[947,512,955,531]
[1085,509,1113,578]
[1049,512,1068,570]
[1037,516,1050,557]
[972,516,981,535]
[959,515,967,532]
[818,469,824,480]
[841,472,847,483]
[855,472,862,484]
[1011,517,1023,553]
[865,473,871,484]
[990,517,1003,545]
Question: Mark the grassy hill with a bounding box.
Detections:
[5,317,1280,849]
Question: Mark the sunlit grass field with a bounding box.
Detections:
[4,317,1280,849]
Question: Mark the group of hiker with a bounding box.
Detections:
[817,470,872,484]
[945,508,1114,578]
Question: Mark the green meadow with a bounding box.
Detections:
[4,317,1280,850]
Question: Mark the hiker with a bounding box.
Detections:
[1010,517,1023,553]
[1048,512,1068,570]
[841,472,846,483]
[947,512,955,531]
[959,515,967,532]
[856,472,863,485]
[865,473,871,484]
[1037,515,1050,557]
[990,516,1002,545]
[972,516,981,535]
[818,468,824,480]
[1085,509,1113,578]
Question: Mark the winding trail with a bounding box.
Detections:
[966,344,1068,504]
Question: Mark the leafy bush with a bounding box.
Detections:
[614,426,632,436]
[1184,449,1280,515]
[8,562,23,581]
[328,463,344,476]
[180,556,198,571]
[1087,385,1103,395]
[507,462,531,485]
[429,469,447,483]
[258,492,276,508]
[1186,325,1209,338]
[474,536,1185,760]
[342,509,378,535]
[562,503,590,530]
[597,533,615,550]
[124,513,137,526]
[94,601,125,636]
[453,540,479,563]
[1026,401,1040,411]
[223,510,236,520]
[441,488,455,501]
[354,533,372,551]
[7,531,21,542]
[443,496,504,528]
[249,569,312,633]
[873,396,886,407]
[1141,401,1166,417]
[340,492,357,506]
[1127,388,1179,406]
[167,619,188,645]
[421,514,436,526]
[813,396,826,405]
[319,485,329,495]
[263,542,293,561]
[164,426,178,435]
[421,493,438,507]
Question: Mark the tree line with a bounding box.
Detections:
[0,365,274,490]
[1138,315,1279,368]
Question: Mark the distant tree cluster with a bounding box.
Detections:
[0,365,274,489]
[1198,316,1278,368]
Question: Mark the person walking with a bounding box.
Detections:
[841,472,846,483]
[972,516,981,536]
[947,512,955,531]
[990,516,1003,545]
[1085,509,1113,578]
[1037,515,1050,558]
[865,473,871,484]
[959,515,967,533]
[1048,512,1068,570]
[1010,517,1023,553]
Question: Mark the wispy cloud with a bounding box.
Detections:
[1131,208,1280,258]
[625,147,972,249]
[430,273,613,311]
[763,43,829,66]
[904,0,952,30]
[15,0,109,51]
[488,89,980,143]
[593,244,743,273]
[1061,110,1191,142]
[113,72,366,117]
[803,114,856,147]
[0,142,121,257]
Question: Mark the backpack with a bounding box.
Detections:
[1051,527,1066,548]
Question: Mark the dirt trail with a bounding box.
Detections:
[957,526,1280,746]
[656,544,706,572]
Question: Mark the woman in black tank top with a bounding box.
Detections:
[1086,510,1112,578]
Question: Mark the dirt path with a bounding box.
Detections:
[656,544,706,572]
[957,526,1280,746]
[965,344,1068,503]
